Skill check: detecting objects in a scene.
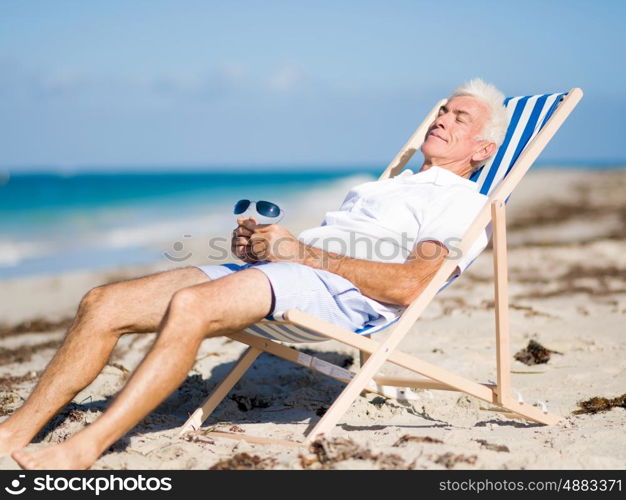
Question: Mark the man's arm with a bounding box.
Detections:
[239,220,449,307]
[299,239,449,307]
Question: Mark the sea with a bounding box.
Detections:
[0,163,622,281]
[0,167,379,280]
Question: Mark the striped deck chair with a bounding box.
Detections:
[180,88,583,446]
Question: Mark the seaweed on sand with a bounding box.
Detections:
[300,437,408,470]
[514,340,562,365]
[573,394,626,415]
[210,453,277,470]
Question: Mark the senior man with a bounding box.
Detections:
[5,78,507,469]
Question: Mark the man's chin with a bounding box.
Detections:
[421,143,445,160]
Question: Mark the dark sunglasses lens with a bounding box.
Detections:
[256,201,281,218]
[233,199,251,214]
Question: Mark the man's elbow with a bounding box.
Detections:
[396,285,424,308]
[396,296,414,308]
[395,253,447,307]
[395,270,441,306]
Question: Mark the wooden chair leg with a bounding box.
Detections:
[179,346,261,436]
[492,200,512,406]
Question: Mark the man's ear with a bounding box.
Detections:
[472,141,497,163]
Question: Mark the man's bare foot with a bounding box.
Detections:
[12,437,100,470]
[0,427,32,456]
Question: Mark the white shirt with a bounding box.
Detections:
[297,166,489,320]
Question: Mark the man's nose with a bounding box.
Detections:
[433,113,448,129]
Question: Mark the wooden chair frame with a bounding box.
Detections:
[179,88,584,446]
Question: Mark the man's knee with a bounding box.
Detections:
[169,286,199,311]
[79,285,108,314]
[169,286,208,320]
[76,283,128,335]
[167,284,227,336]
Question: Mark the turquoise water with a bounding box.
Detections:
[1,164,622,280]
[0,168,379,279]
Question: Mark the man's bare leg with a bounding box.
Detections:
[12,268,273,470]
[0,266,210,455]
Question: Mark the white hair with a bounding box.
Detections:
[451,78,508,148]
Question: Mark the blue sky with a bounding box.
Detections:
[1,0,624,171]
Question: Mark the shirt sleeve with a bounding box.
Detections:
[416,186,490,276]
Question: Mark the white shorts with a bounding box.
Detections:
[195,261,387,332]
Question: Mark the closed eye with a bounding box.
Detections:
[456,110,472,123]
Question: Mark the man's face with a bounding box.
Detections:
[421,95,491,166]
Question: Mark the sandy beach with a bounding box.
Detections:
[0,167,625,470]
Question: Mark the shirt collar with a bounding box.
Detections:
[401,166,479,190]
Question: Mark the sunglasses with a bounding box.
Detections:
[233,199,283,219]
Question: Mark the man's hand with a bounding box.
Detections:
[238,219,303,263]
[231,217,261,263]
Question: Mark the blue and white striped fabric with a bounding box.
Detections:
[243,315,399,343]
[469,93,567,194]
[242,92,567,344]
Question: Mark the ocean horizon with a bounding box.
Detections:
[2,159,626,175]
[1,163,624,281]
